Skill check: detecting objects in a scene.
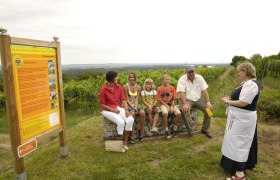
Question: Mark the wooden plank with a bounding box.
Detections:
[0,34,25,174]
[11,37,57,48]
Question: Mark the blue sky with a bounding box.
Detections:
[1,0,280,65]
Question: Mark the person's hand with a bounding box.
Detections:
[148,105,152,111]
[170,106,174,113]
[182,104,190,113]
[125,109,130,117]
[134,107,138,114]
[166,105,170,111]
[221,96,230,104]
[206,102,214,111]
[112,108,120,114]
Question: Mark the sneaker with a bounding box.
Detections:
[144,126,153,137]
[165,131,171,139]
[129,137,135,144]
[171,129,179,137]
[123,145,129,150]
[139,135,144,142]
[201,130,213,138]
[150,127,158,134]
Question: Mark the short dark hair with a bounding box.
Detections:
[106,71,117,82]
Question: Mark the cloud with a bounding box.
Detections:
[1,0,280,64]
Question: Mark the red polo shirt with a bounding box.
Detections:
[99,83,126,108]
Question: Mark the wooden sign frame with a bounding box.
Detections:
[0,31,67,179]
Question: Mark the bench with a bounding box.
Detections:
[103,105,198,141]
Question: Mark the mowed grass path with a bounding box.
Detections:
[1,115,280,179]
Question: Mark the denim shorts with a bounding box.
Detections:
[128,104,142,112]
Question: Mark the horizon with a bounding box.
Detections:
[1,0,280,65]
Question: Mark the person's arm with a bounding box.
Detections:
[123,85,132,108]
[179,91,190,113]
[99,87,114,112]
[221,97,249,107]
[158,99,170,109]
[153,90,157,107]
[134,86,141,108]
[177,76,189,112]
[156,87,169,110]
[170,99,175,112]
[121,99,130,117]
[202,89,213,110]
[100,104,113,112]
[142,91,151,107]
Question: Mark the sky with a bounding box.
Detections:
[1,0,280,65]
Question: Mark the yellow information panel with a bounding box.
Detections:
[11,45,61,142]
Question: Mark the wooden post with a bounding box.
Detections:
[53,36,68,157]
[0,30,27,179]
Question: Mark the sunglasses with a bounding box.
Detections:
[187,70,194,74]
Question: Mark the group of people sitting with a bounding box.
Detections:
[99,65,214,150]
[99,63,260,180]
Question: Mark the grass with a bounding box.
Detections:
[1,68,280,179]
[207,67,238,117]
[1,115,280,179]
[262,76,280,90]
[0,109,8,134]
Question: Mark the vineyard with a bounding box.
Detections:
[0,54,280,120]
[62,66,226,113]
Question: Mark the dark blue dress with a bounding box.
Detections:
[220,80,260,174]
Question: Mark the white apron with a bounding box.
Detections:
[222,106,257,162]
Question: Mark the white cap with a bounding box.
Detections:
[186,65,195,72]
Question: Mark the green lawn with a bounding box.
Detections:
[1,115,280,179]
[0,109,8,134]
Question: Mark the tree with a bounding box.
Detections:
[230,56,247,67]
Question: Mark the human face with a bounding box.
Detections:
[113,76,118,84]
[129,74,136,84]
[238,70,247,81]
[162,76,170,86]
[187,70,195,80]
[145,83,152,91]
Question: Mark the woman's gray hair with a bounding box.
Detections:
[237,62,256,79]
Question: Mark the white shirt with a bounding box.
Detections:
[176,74,208,101]
[239,80,259,104]
[141,90,157,96]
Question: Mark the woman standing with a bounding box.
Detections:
[221,62,260,179]
[99,71,134,152]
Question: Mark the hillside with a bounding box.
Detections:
[1,68,280,179]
